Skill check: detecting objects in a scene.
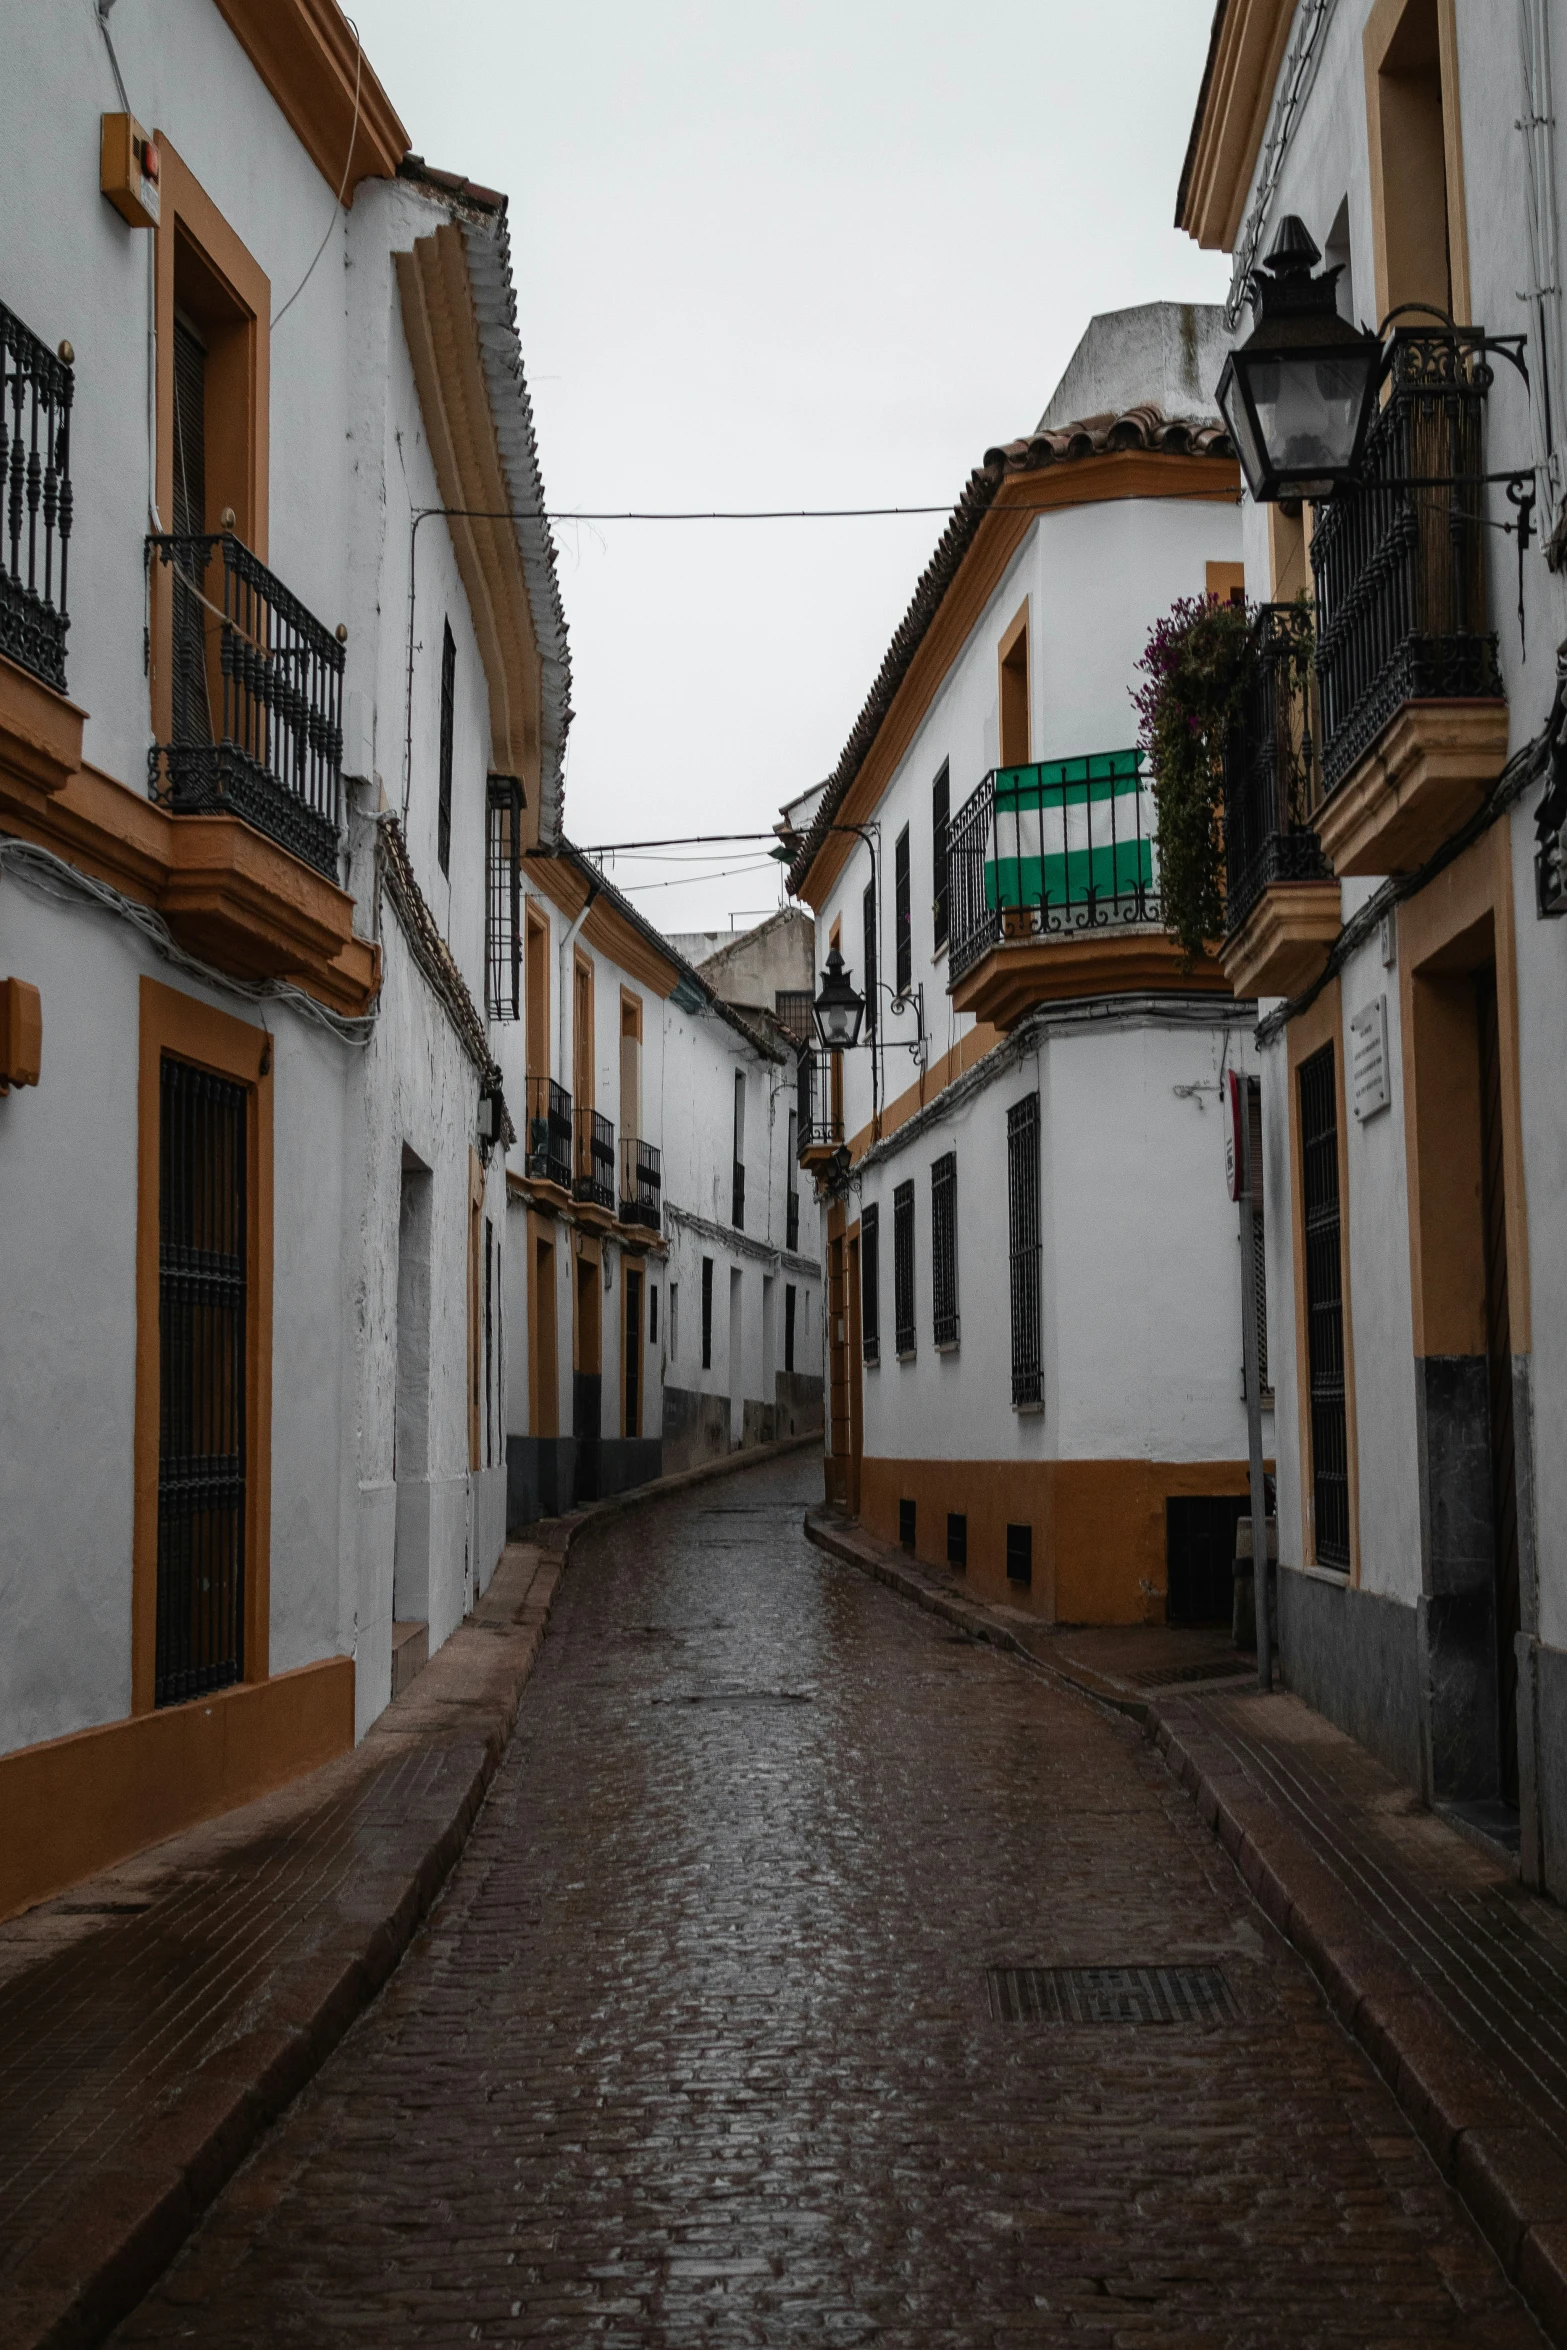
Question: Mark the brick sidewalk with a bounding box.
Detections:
[0,1435,815,2350]
[805,1501,1567,2348]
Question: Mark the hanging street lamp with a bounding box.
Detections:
[811,944,866,1051]
[1217,216,1383,505]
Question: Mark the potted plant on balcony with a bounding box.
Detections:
[1134,593,1256,964]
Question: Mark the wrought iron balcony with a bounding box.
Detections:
[2,300,73,693]
[524,1074,572,1190]
[146,530,343,880]
[619,1136,662,1231]
[795,1044,842,1157]
[573,1105,616,1209]
[1312,329,1505,800]
[947,750,1160,985]
[1222,603,1332,937]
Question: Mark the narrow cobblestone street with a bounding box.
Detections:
[113,1457,1536,2345]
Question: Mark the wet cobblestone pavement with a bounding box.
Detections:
[114,1457,1535,2344]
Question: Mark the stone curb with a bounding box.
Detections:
[14,1442,816,2350]
[804,1503,1567,2348]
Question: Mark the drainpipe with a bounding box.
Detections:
[557,878,601,1088]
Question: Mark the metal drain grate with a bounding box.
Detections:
[1135,1658,1254,1689]
[987,1965,1239,2025]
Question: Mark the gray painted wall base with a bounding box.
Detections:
[1277,1565,1424,1792]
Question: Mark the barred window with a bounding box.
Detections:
[931,1151,958,1348]
[894,824,912,997]
[1299,1044,1348,1568]
[437,618,455,876]
[893,1179,915,1358]
[932,763,950,950]
[861,1201,880,1365]
[486,778,522,1020]
[1241,1072,1269,1398]
[784,1282,796,1372]
[1007,1094,1042,1408]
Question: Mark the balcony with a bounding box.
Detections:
[795,1044,843,1171]
[147,530,343,881]
[1310,329,1510,876]
[573,1105,616,1212]
[2,301,72,697]
[946,751,1224,1027]
[1220,603,1340,999]
[524,1075,572,1192]
[619,1136,662,1233]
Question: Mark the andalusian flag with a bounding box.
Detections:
[985,750,1157,916]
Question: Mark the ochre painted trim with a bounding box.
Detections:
[1286,979,1362,1583]
[0,755,378,1016]
[951,931,1231,1030]
[1316,701,1509,878]
[1221,880,1341,999]
[799,455,1240,909]
[1397,820,1530,1355]
[134,979,274,1712]
[0,654,85,796]
[211,0,407,196]
[0,1658,353,1922]
[1363,0,1472,329]
[149,140,271,760]
[521,856,682,998]
[1178,0,1298,249]
[396,227,543,827]
[857,1455,1260,1626]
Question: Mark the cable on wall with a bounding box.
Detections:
[272,15,363,329]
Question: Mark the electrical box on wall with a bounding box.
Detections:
[0,977,43,1093]
[100,113,160,228]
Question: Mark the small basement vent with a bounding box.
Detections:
[987,1965,1238,2026]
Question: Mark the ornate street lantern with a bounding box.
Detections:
[811,944,865,1051]
[1217,216,1383,504]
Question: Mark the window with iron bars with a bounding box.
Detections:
[894,824,912,997]
[931,1151,958,1349]
[893,1180,915,1359]
[932,763,950,951]
[860,1201,880,1365]
[437,618,455,876]
[1007,1094,1042,1408]
[486,778,522,1020]
[1299,1043,1349,1569]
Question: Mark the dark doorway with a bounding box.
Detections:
[1477,967,1521,1805]
[1166,1496,1248,1627]
[574,1254,602,1504]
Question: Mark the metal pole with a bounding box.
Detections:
[1239,1086,1273,1692]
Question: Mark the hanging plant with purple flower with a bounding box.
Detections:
[1133,593,1255,964]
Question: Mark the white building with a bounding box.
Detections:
[0,0,818,1922]
[1178,0,1567,1881]
[787,306,1264,1624]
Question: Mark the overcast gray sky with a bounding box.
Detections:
[351,0,1233,935]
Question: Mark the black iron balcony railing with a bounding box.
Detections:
[619,1136,662,1231]
[146,530,343,879]
[1312,329,1505,800]
[573,1105,615,1209]
[2,300,72,693]
[796,1044,842,1154]
[947,750,1160,985]
[786,1185,800,1252]
[524,1074,572,1190]
[731,1157,746,1232]
[1222,602,1332,937]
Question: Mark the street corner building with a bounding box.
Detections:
[1176,0,1567,1889]
[786,300,1272,1629]
[0,0,821,1922]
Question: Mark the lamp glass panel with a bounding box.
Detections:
[1247,351,1371,478]
[1218,361,1270,503]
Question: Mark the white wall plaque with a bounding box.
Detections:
[1350,995,1390,1121]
